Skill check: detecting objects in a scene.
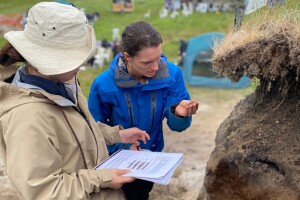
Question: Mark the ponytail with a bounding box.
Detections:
[0,43,25,67]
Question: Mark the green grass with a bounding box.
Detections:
[0,0,235,58]
[0,0,250,97]
[187,79,258,102]
[77,67,104,97]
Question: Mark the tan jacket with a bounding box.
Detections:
[0,66,125,200]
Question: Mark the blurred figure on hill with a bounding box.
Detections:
[234,5,244,31]
[101,38,111,48]
[0,2,150,200]
[165,0,175,11]
[112,27,121,41]
[178,39,188,67]
[21,9,29,29]
[88,21,199,200]
[112,40,121,58]
[86,55,96,67]
[144,9,151,19]
[86,11,100,26]
[159,6,169,18]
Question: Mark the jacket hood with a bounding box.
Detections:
[109,53,168,70]
[0,65,19,82]
[109,53,172,89]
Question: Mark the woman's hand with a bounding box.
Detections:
[119,127,150,146]
[175,100,199,117]
[129,144,142,151]
[108,169,135,189]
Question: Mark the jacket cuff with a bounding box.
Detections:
[94,169,113,188]
[111,125,122,142]
[168,109,192,132]
[170,103,184,118]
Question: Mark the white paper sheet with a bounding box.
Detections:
[95,149,183,185]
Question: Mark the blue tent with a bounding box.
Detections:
[182,32,250,88]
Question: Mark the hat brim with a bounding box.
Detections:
[4,25,96,75]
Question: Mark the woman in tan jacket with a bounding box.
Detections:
[0,2,149,200]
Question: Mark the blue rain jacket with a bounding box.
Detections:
[88,53,191,154]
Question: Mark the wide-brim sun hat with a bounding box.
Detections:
[4,1,96,75]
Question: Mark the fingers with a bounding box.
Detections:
[119,128,149,145]
[176,100,199,117]
[189,100,198,115]
[116,169,135,183]
[134,129,149,144]
[141,131,150,144]
[133,141,141,146]
[192,101,199,114]
[179,99,190,107]
[185,100,199,116]
[122,176,135,183]
[131,129,149,147]
[109,169,135,189]
[116,168,131,175]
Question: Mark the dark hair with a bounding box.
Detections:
[121,21,162,57]
[0,43,25,67]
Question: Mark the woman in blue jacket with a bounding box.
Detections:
[88,21,198,200]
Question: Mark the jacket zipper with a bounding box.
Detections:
[124,92,134,127]
[149,91,156,135]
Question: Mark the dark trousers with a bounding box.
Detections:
[121,179,154,200]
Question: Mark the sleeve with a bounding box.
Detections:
[88,77,132,154]
[96,122,122,145]
[164,63,192,132]
[1,107,114,200]
[97,122,133,154]
[88,78,111,124]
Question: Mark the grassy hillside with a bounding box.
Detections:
[0,0,238,96]
[1,0,297,97]
[0,0,235,59]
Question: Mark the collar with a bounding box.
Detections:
[12,66,78,106]
[114,56,171,88]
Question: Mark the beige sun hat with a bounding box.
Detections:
[4,2,96,75]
